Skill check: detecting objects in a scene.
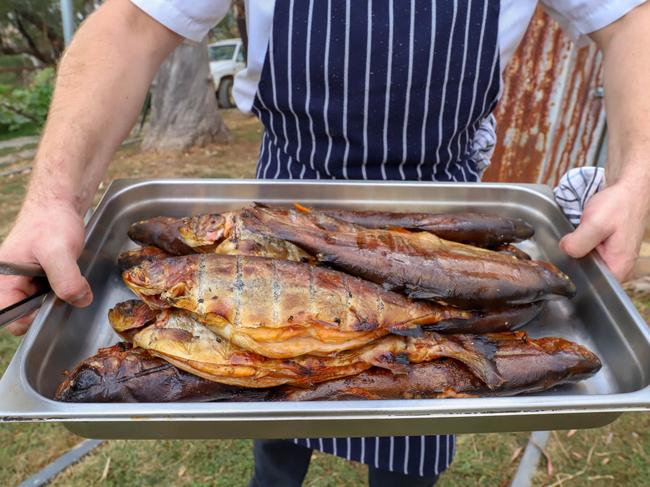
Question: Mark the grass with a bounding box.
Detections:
[0,109,648,486]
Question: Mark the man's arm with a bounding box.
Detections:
[0,0,181,335]
[560,2,650,281]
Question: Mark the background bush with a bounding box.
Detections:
[0,67,54,134]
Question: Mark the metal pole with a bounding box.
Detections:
[60,0,75,46]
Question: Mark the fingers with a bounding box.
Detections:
[595,241,637,283]
[0,278,38,336]
[5,311,37,336]
[35,243,93,307]
[559,218,614,259]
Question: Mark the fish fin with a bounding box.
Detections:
[369,353,410,374]
[452,335,503,389]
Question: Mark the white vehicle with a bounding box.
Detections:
[208,38,246,109]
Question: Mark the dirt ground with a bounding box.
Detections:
[0,109,649,486]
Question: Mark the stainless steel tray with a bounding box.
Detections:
[1,179,649,439]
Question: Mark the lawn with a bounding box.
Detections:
[0,110,648,486]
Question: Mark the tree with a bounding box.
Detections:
[142,38,230,152]
[232,0,247,57]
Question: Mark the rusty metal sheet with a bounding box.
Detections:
[485,9,606,185]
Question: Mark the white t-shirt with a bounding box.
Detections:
[131,0,644,113]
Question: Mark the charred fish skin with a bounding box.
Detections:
[122,254,549,353]
[127,216,196,255]
[245,206,576,307]
[318,208,534,247]
[54,343,269,403]
[277,333,602,401]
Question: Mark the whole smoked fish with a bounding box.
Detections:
[244,206,575,307]
[278,333,601,401]
[122,254,544,358]
[112,306,509,388]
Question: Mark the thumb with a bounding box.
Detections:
[559,218,613,259]
[36,245,93,307]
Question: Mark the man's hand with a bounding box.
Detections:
[577,3,650,280]
[560,180,650,281]
[0,200,91,336]
[0,1,181,336]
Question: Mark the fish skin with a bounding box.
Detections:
[129,211,311,262]
[109,302,506,389]
[55,332,601,402]
[493,244,532,260]
[243,206,576,307]
[276,333,602,401]
[121,254,544,357]
[54,343,270,403]
[318,208,534,247]
[127,216,196,255]
[117,246,172,271]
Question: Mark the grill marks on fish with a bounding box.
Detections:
[121,254,546,358]
[233,255,244,329]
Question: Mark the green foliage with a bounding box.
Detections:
[0,67,54,133]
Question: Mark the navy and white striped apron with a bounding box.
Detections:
[252,0,501,477]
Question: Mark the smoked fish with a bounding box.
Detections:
[121,254,544,357]
[54,343,271,403]
[278,333,601,401]
[243,205,575,307]
[111,303,506,388]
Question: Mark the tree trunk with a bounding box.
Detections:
[142,38,230,152]
[233,0,248,60]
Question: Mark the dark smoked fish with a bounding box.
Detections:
[244,206,575,307]
[54,343,270,403]
[317,207,534,247]
[55,333,601,402]
[277,333,602,401]
[122,254,543,358]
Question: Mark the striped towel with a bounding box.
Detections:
[553,167,606,226]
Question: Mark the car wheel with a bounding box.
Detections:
[218,78,235,109]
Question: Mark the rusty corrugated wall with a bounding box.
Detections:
[484,9,606,185]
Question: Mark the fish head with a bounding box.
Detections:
[178,213,228,251]
[538,336,602,381]
[122,255,199,310]
[108,300,159,339]
[127,216,194,255]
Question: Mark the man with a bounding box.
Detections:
[1,1,649,486]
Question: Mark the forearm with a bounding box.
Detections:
[26,0,181,215]
[591,2,650,208]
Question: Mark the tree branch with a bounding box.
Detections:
[10,11,52,64]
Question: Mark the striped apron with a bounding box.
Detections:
[252,0,501,477]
